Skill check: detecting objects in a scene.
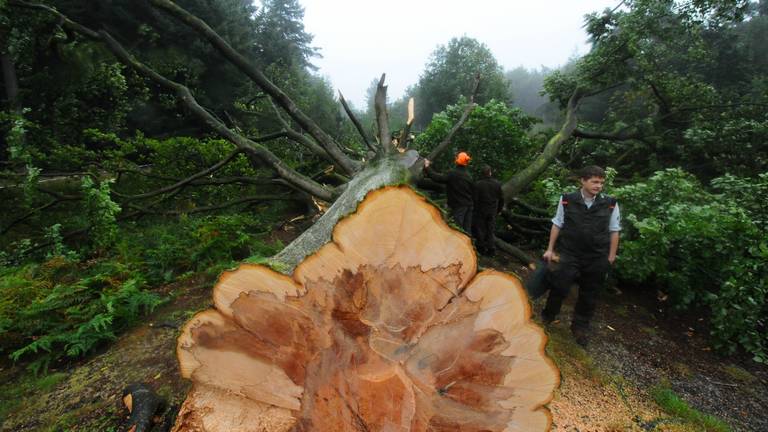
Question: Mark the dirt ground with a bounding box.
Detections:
[1,255,766,431]
[486,256,768,432]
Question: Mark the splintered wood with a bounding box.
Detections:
[173,186,559,432]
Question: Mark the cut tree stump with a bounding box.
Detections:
[172,186,559,431]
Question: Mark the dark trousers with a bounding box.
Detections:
[542,253,610,331]
[473,212,496,253]
[450,206,473,234]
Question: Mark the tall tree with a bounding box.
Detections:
[502,0,762,199]
[254,0,318,70]
[414,36,511,128]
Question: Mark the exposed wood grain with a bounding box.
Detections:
[173,186,558,432]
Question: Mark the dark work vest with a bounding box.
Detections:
[557,191,616,257]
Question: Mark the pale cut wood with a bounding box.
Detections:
[173,186,559,432]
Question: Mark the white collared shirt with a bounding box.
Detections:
[551,191,621,232]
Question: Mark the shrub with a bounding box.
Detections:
[414,99,538,179]
[615,169,767,362]
[0,259,164,374]
[122,213,283,284]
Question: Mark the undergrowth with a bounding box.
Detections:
[651,383,732,432]
[0,212,284,373]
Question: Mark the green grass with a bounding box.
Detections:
[650,384,731,432]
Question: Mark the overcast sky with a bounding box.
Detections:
[297,0,618,108]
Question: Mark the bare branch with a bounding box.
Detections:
[339,91,376,153]
[102,31,335,199]
[507,224,548,235]
[580,81,627,99]
[125,194,300,216]
[268,101,334,161]
[398,98,415,149]
[9,1,99,38]
[494,238,535,265]
[9,3,337,201]
[427,74,481,161]
[502,87,583,199]
[249,131,288,143]
[501,210,550,224]
[374,74,391,155]
[1,196,79,235]
[506,197,551,216]
[113,149,244,200]
[148,0,361,175]
[573,127,642,141]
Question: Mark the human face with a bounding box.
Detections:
[580,176,605,198]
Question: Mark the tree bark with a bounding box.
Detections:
[270,154,414,272]
[501,88,582,200]
[339,92,375,153]
[173,186,558,432]
[426,75,480,161]
[148,0,361,176]
[120,383,164,432]
[374,74,392,154]
[1,53,20,111]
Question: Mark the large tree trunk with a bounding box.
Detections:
[173,186,559,432]
[270,153,416,272]
[501,89,581,201]
[1,53,20,111]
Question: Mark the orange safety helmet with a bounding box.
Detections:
[455,151,471,166]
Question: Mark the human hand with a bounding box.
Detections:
[423,159,431,169]
[542,249,556,263]
[608,254,617,265]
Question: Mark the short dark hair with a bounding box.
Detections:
[480,164,492,178]
[579,165,605,180]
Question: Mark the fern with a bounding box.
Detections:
[7,275,164,373]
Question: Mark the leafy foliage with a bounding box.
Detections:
[0,208,283,371]
[615,169,767,361]
[120,213,283,285]
[81,177,121,249]
[415,99,538,178]
[414,36,511,128]
[0,258,163,374]
[543,0,767,179]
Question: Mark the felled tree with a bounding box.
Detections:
[173,186,558,432]
[5,4,559,428]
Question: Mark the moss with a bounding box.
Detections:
[0,371,68,423]
[722,364,757,383]
[258,257,292,275]
[650,382,732,432]
[272,156,413,272]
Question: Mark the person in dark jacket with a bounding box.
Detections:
[423,152,474,233]
[541,166,621,347]
[473,164,504,256]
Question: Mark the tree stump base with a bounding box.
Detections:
[173,186,559,431]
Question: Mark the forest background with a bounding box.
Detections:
[0,0,766,417]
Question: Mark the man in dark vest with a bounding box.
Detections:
[423,152,474,233]
[541,166,621,347]
[473,164,504,256]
